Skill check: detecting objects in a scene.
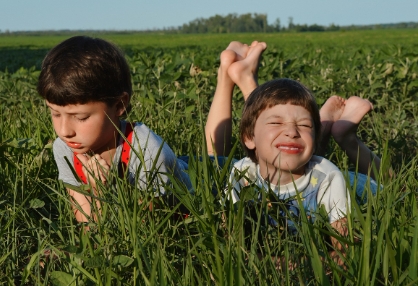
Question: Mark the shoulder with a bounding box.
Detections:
[52,137,73,161]
[307,155,341,174]
[125,122,190,190]
[132,123,165,148]
[306,156,346,189]
[232,157,257,173]
[132,122,154,136]
[129,122,177,163]
[308,157,349,223]
[230,157,258,183]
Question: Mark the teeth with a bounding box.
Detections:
[278,146,300,150]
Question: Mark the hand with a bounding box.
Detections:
[76,153,110,189]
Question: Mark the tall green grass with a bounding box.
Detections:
[0,32,417,284]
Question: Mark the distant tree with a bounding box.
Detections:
[328,23,340,31]
[273,18,281,32]
[181,13,270,33]
[308,24,325,32]
[288,17,294,30]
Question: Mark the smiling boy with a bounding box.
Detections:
[230,79,349,228]
[205,40,382,267]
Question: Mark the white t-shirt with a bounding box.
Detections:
[227,155,350,223]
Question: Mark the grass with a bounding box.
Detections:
[0,30,417,284]
[1,29,418,49]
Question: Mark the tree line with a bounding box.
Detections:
[174,13,418,34]
[3,13,418,35]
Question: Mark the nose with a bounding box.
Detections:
[58,117,75,138]
[284,123,300,138]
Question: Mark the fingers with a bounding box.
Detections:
[76,153,110,187]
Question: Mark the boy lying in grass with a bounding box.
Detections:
[206,41,380,265]
[37,36,191,223]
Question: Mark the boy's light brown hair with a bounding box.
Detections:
[240,78,321,163]
[37,36,132,113]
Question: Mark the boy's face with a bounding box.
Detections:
[46,100,125,155]
[244,103,315,184]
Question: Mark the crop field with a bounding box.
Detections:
[0,30,417,284]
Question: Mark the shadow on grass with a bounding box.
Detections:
[0,47,49,72]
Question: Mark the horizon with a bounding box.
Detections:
[2,20,417,34]
[2,0,417,32]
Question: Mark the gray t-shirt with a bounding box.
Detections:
[52,121,191,194]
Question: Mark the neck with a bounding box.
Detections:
[259,165,305,185]
[95,120,122,165]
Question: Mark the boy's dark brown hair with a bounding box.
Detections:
[37,36,132,112]
[240,78,321,163]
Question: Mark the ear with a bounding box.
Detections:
[244,136,256,150]
[116,92,130,116]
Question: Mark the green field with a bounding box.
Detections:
[2,29,418,48]
[0,31,417,284]
[2,29,418,72]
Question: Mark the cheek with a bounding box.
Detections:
[310,136,316,153]
[50,117,60,132]
[312,130,317,150]
[256,126,275,140]
[303,131,316,150]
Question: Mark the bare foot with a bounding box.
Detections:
[331,96,380,180]
[218,42,252,89]
[320,96,346,137]
[316,96,346,156]
[331,96,373,145]
[225,41,251,61]
[220,42,249,72]
[218,51,237,86]
[227,41,267,100]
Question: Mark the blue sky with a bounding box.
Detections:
[1,0,417,32]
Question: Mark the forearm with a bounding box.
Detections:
[68,188,99,223]
[329,218,349,267]
[344,136,381,181]
[205,67,235,156]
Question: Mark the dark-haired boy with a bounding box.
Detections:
[38,36,190,222]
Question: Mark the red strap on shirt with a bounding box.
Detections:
[74,123,134,184]
[74,153,87,184]
[120,123,134,172]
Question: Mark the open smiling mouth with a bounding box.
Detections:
[276,144,304,154]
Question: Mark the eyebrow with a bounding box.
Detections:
[46,105,57,112]
[265,115,312,121]
[266,115,284,119]
[296,118,313,122]
[46,105,88,116]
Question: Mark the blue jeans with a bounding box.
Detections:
[347,171,379,203]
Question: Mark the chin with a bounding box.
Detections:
[72,147,90,154]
